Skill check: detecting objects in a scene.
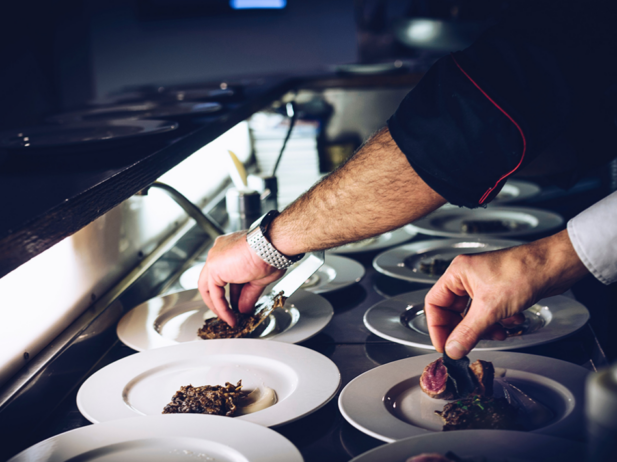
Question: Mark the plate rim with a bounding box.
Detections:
[77,338,341,428]
[372,238,525,284]
[0,119,178,150]
[327,227,417,255]
[116,288,334,351]
[311,254,366,293]
[406,206,564,238]
[491,179,542,205]
[338,351,589,443]
[47,100,223,124]
[9,414,303,462]
[348,429,585,462]
[363,288,590,351]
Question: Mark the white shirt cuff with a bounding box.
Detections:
[567,191,617,285]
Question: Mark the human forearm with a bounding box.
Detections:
[268,127,446,256]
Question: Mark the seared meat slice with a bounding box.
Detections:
[435,396,521,431]
[469,360,494,397]
[163,381,245,416]
[420,358,456,400]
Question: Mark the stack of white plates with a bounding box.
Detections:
[249,113,321,209]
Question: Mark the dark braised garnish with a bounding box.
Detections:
[436,395,522,431]
[198,313,261,339]
[162,380,245,416]
[197,293,287,339]
[461,220,511,234]
[419,258,452,276]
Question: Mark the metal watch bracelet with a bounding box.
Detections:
[246,211,304,269]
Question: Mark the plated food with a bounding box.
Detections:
[338,351,587,442]
[197,292,287,339]
[77,339,341,427]
[373,239,524,284]
[162,380,278,418]
[117,288,333,351]
[406,207,564,239]
[420,356,527,432]
[363,289,589,351]
[8,414,303,462]
[328,227,417,254]
[348,430,585,462]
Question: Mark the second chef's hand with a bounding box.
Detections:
[424,229,589,360]
[198,127,445,325]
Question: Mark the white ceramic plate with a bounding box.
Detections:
[373,238,524,284]
[364,289,589,351]
[491,179,542,205]
[9,414,303,462]
[0,119,178,150]
[179,255,365,294]
[328,227,417,254]
[406,207,564,239]
[77,339,341,428]
[339,351,588,442]
[349,430,584,462]
[117,289,333,351]
[47,101,223,123]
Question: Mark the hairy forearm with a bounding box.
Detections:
[268,127,446,255]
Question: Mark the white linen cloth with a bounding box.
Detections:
[568,190,617,285]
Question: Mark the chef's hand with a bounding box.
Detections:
[198,231,285,327]
[424,229,589,359]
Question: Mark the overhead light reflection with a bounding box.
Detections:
[407,20,439,43]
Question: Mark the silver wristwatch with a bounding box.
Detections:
[246,210,304,269]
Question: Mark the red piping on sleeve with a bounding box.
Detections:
[450,54,527,205]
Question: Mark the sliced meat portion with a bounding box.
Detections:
[420,358,456,400]
[469,359,494,397]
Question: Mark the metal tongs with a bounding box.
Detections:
[245,251,325,334]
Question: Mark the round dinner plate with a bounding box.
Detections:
[77,339,341,427]
[339,351,588,442]
[9,414,303,462]
[47,101,222,123]
[0,119,178,150]
[117,288,333,351]
[406,206,564,239]
[179,255,364,294]
[491,179,542,205]
[349,430,585,462]
[364,289,589,351]
[373,238,524,284]
[328,227,417,254]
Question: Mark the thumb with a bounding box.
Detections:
[445,301,496,359]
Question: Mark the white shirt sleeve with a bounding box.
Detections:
[567,190,617,285]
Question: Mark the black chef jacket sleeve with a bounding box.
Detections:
[388,0,617,208]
